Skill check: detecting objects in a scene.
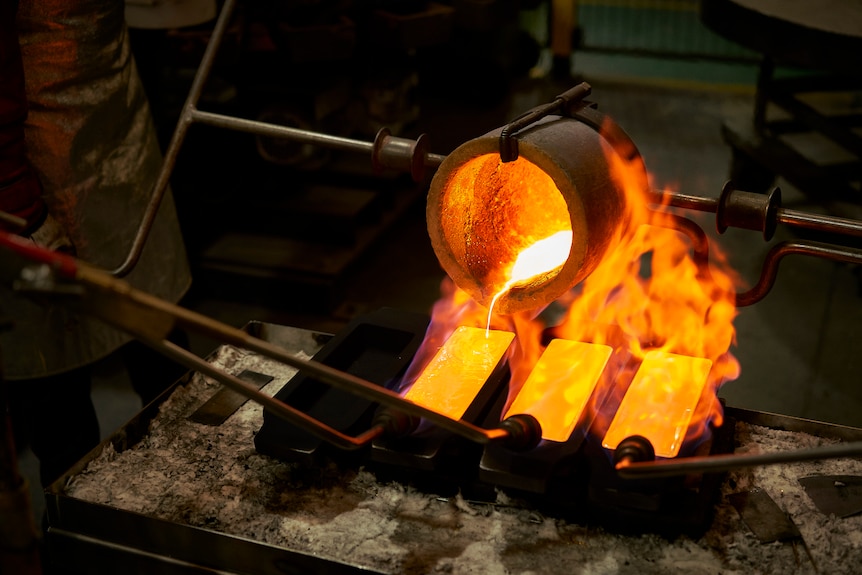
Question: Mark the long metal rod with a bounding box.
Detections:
[187,320,508,445]
[109,0,444,277]
[0,210,26,232]
[3,229,508,448]
[191,110,376,155]
[650,189,862,238]
[191,109,446,169]
[110,0,239,277]
[778,210,862,238]
[617,440,862,479]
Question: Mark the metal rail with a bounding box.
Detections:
[737,240,862,307]
[110,0,240,277]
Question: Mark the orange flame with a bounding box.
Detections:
[551,141,740,448]
[405,120,740,456]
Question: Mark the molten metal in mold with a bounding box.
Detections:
[504,339,612,443]
[602,350,713,458]
[403,326,514,420]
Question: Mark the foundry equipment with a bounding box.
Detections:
[4,0,862,553]
[4,0,862,487]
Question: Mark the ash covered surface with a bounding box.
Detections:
[65,344,862,575]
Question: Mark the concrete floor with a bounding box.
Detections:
[17,66,862,526]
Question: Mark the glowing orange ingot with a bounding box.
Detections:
[404,326,515,420]
[504,339,612,442]
[602,350,712,458]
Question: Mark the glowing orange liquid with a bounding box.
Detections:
[602,350,712,458]
[504,339,612,442]
[404,326,514,420]
[486,230,573,331]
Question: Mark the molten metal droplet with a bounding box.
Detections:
[486,231,574,329]
[509,231,574,285]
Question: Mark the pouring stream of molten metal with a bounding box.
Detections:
[486,230,574,333]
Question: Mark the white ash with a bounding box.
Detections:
[66,345,862,574]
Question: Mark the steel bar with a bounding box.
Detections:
[650,189,862,239]
[499,82,592,162]
[648,189,718,213]
[110,0,239,277]
[109,0,445,277]
[426,153,447,168]
[2,232,510,449]
[190,323,510,446]
[617,440,862,479]
[190,111,446,170]
[778,210,862,238]
[191,110,375,155]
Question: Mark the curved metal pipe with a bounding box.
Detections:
[657,212,713,279]
[736,240,862,306]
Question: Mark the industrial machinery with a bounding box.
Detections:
[3,0,862,572]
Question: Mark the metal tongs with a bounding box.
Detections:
[0,229,538,452]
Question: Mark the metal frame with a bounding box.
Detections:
[111,0,444,277]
